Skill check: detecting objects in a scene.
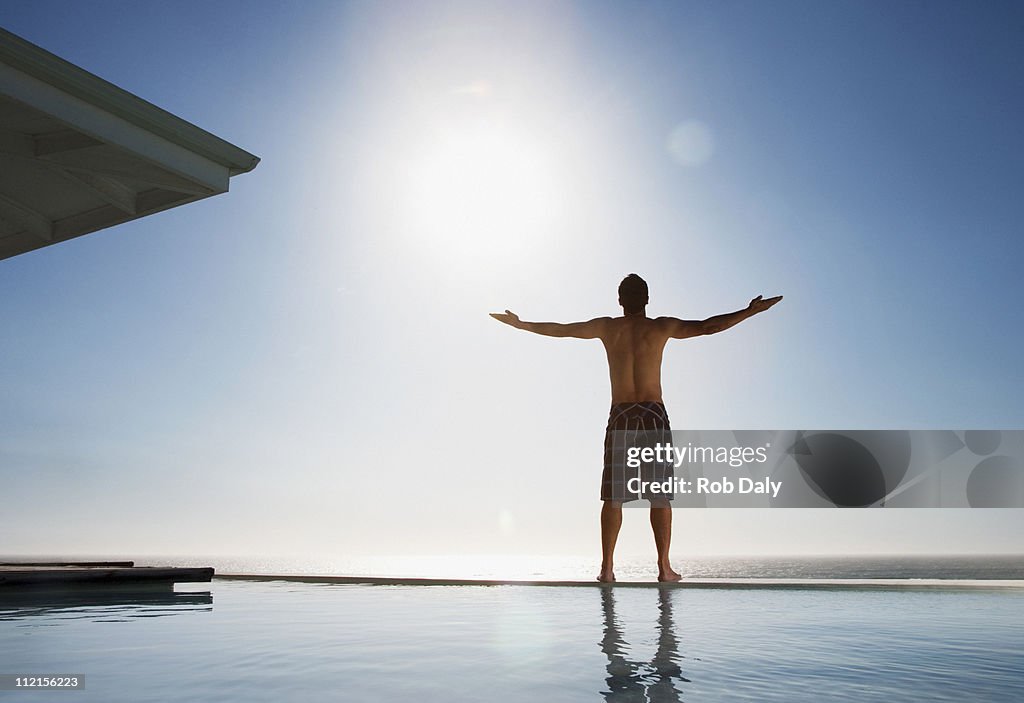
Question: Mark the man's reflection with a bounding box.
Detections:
[599,587,688,702]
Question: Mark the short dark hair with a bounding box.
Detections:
[618,274,648,313]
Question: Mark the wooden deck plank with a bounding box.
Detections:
[0,566,213,589]
[0,560,135,568]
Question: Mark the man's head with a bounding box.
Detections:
[618,274,648,314]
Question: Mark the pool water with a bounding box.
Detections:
[2,580,1023,702]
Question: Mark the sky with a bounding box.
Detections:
[1,0,1022,564]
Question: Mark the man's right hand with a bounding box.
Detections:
[490,310,523,328]
[748,295,783,313]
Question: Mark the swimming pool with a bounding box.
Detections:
[2,579,1022,702]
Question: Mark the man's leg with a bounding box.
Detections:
[650,499,681,582]
[599,500,622,582]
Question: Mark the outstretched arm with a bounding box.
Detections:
[660,295,783,339]
[490,310,610,339]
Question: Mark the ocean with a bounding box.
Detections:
[133,552,1024,581]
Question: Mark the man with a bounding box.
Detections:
[491,274,782,582]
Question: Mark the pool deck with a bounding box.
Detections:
[214,574,1024,591]
[0,561,214,591]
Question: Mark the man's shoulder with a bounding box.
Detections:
[607,314,660,322]
[603,315,674,339]
[612,315,674,328]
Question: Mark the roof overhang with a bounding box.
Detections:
[0,27,259,261]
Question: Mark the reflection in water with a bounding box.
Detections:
[0,589,212,622]
[600,588,689,702]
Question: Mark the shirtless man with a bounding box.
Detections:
[491,274,782,582]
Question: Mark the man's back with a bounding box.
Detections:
[599,316,671,405]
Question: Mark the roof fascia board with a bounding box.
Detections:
[0,28,258,175]
[0,63,230,193]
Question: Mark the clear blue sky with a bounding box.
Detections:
[1,1,1022,562]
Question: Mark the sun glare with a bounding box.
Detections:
[401,121,566,266]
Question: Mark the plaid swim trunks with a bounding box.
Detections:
[601,401,673,502]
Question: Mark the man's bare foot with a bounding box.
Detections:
[658,567,681,582]
[597,568,616,583]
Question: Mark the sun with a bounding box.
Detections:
[401,120,565,266]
